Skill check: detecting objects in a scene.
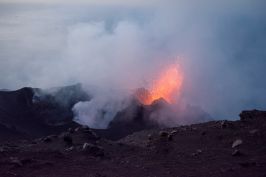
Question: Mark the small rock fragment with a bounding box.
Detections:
[232,149,242,156]
[82,143,104,157]
[170,130,177,135]
[43,137,52,143]
[65,146,74,152]
[159,131,169,137]
[191,149,202,157]
[167,134,173,141]
[232,139,243,148]
[191,152,198,157]
[75,127,80,132]
[197,149,202,153]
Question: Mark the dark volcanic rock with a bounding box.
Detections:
[0,84,89,141]
[95,99,161,140]
[240,109,266,121]
[82,142,104,157]
[159,131,169,137]
[0,110,265,177]
[232,149,242,156]
[32,83,90,125]
[96,97,211,140]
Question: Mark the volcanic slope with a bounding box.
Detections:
[0,110,265,177]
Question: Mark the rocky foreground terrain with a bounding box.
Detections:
[0,86,265,177]
[0,110,265,177]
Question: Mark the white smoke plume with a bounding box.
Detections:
[72,86,131,129]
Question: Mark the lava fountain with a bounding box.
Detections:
[136,63,183,105]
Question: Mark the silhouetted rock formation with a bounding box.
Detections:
[0,84,89,140]
[97,97,211,140]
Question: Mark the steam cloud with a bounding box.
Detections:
[72,87,131,129]
[0,0,266,128]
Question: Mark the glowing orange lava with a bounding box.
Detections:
[136,63,183,105]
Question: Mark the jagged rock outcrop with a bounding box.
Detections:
[0,84,89,140]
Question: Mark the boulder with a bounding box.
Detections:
[232,139,243,148]
[159,131,169,137]
[232,149,242,156]
[82,143,104,157]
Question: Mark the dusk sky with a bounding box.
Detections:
[0,0,154,4]
[0,0,266,119]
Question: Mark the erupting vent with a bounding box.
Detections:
[136,63,183,105]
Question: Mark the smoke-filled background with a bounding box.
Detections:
[0,0,266,126]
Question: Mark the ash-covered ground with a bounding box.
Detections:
[0,85,265,177]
